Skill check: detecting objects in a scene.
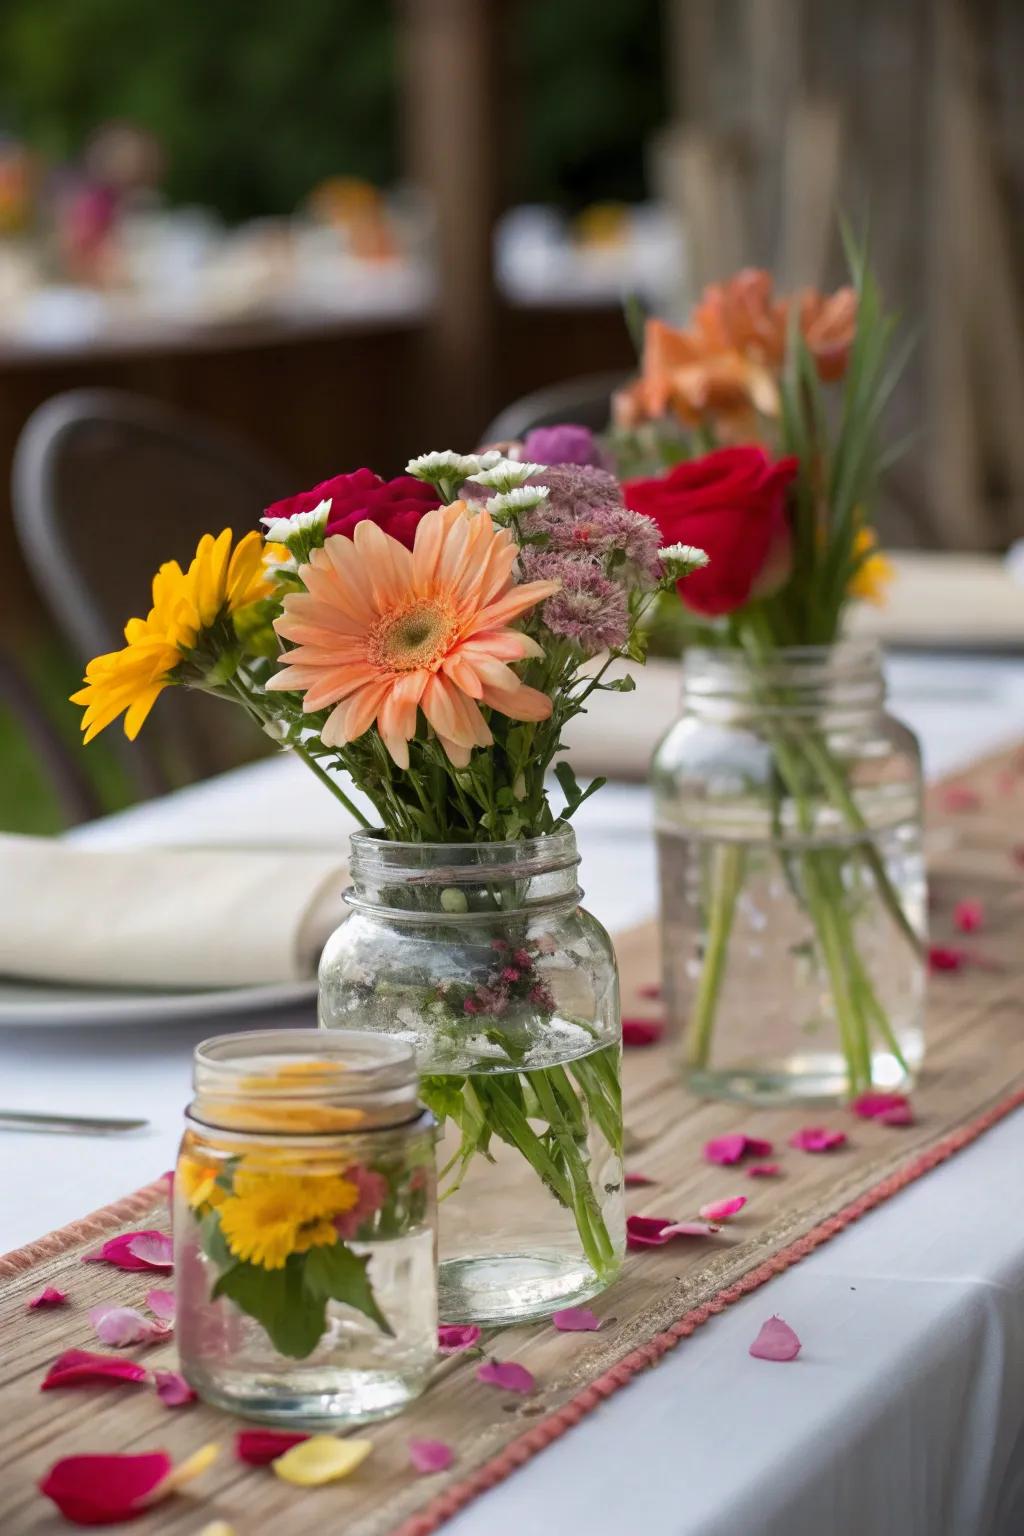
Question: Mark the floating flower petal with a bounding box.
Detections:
[789,1126,847,1152]
[622,1018,663,1047]
[89,1304,169,1347]
[954,899,984,933]
[749,1316,802,1361]
[408,1438,455,1474]
[698,1195,747,1221]
[235,1430,310,1466]
[28,1286,68,1309]
[271,1436,372,1486]
[41,1349,148,1390]
[476,1359,535,1394]
[154,1370,196,1407]
[552,1307,602,1332]
[437,1324,481,1354]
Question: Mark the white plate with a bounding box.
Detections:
[0,975,318,1028]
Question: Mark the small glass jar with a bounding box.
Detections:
[318,825,624,1327]
[652,642,927,1103]
[175,1028,437,1426]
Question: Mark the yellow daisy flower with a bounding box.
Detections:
[848,527,894,606]
[177,1154,225,1212]
[71,529,274,743]
[217,1167,360,1270]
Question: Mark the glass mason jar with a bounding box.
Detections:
[652,642,927,1104]
[318,826,624,1327]
[175,1028,437,1426]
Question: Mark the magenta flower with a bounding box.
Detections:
[333,1164,390,1239]
[522,423,611,470]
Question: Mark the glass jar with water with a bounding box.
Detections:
[652,642,926,1104]
[318,825,624,1326]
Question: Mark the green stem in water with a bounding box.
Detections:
[688,842,746,1070]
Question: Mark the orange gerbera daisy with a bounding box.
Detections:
[267,500,559,768]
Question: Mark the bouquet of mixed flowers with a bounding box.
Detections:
[607,245,923,1094]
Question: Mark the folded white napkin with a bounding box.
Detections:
[0,834,349,990]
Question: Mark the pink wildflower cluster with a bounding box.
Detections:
[462,939,555,1020]
[521,551,629,650]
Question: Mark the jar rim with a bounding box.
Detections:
[348,824,577,861]
[192,1028,417,1111]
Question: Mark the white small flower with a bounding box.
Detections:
[486,486,551,518]
[260,498,331,546]
[659,542,709,576]
[406,450,482,483]
[466,457,546,493]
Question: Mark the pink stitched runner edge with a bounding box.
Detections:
[0,1177,167,1280]
[387,1082,1024,1536]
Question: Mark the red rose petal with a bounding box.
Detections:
[476,1359,535,1394]
[145,1289,176,1323]
[552,1306,602,1332]
[789,1126,847,1152]
[235,1430,310,1466]
[852,1091,914,1126]
[941,786,981,812]
[626,1214,719,1248]
[929,944,967,972]
[42,1349,149,1390]
[624,1172,657,1187]
[659,1220,721,1238]
[953,899,984,933]
[154,1370,196,1408]
[437,1324,481,1354]
[39,1450,172,1525]
[28,1286,68,1310]
[1012,845,1024,868]
[747,1162,781,1177]
[622,1018,664,1047]
[83,1230,173,1273]
[879,1102,915,1126]
[704,1133,773,1165]
[409,1438,455,1475]
[749,1315,802,1362]
[698,1195,747,1221]
[637,983,662,999]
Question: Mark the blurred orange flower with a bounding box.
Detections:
[613,269,857,436]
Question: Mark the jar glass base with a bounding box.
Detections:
[439,1250,615,1327]
[186,1366,429,1429]
[685,1036,923,1107]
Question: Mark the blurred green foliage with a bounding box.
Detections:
[0,0,665,221]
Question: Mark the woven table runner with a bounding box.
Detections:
[2,745,1023,1535]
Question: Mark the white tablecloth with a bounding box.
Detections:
[3,652,1024,1535]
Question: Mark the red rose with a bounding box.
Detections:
[262,469,440,550]
[623,446,799,617]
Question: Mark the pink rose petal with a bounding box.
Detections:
[552,1306,602,1332]
[476,1359,535,1394]
[1012,845,1024,868]
[145,1289,176,1323]
[622,1017,663,1047]
[749,1315,802,1362]
[39,1450,173,1525]
[704,1133,773,1165]
[941,786,981,812]
[408,1437,455,1474]
[789,1126,847,1153]
[698,1195,747,1221]
[28,1286,68,1310]
[929,944,966,972]
[627,1214,719,1248]
[235,1430,309,1465]
[954,899,984,933]
[659,1220,721,1238]
[637,983,662,999]
[89,1304,169,1348]
[437,1324,481,1354]
[852,1091,914,1127]
[83,1230,173,1272]
[41,1349,148,1390]
[154,1369,196,1407]
[624,1172,657,1187]
[747,1163,781,1178]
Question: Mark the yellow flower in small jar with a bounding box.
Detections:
[217,1165,360,1271]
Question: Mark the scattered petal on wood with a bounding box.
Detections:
[145,1289,176,1323]
[1012,845,1024,868]
[929,944,967,972]
[789,1126,847,1153]
[437,1324,481,1354]
[658,1220,721,1238]
[126,1233,174,1269]
[83,1230,173,1272]
[272,1436,372,1486]
[476,1359,535,1394]
[159,1442,219,1493]
[698,1195,747,1221]
[749,1316,802,1362]
[852,1091,914,1127]
[941,786,981,812]
[154,1370,196,1407]
[38,1450,172,1525]
[624,1172,657,1187]
[953,900,984,933]
[552,1306,602,1332]
[621,1018,664,1047]
[41,1349,148,1390]
[747,1163,782,1178]
[704,1133,773,1165]
[199,1524,236,1536]
[27,1286,68,1310]
[89,1304,169,1348]
[235,1430,309,1466]
[408,1438,455,1474]
[637,983,662,999]
[627,1214,719,1248]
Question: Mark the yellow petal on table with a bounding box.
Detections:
[272,1436,373,1486]
[198,1524,235,1536]
[160,1442,220,1494]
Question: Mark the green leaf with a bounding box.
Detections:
[553,760,581,810]
[199,1208,233,1270]
[418,1073,466,1123]
[203,647,240,687]
[213,1256,326,1359]
[304,1241,393,1336]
